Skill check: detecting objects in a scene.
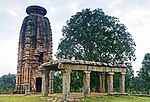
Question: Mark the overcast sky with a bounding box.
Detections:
[0,0,150,76]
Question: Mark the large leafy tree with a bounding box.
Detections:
[56,8,136,92]
[138,53,150,92]
[56,9,136,64]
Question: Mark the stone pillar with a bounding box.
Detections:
[119,72,126,94]
[42,70,49,97]
[21,84,24,94]
[99,73,105,93]
[62,69,71,100]
[15,73,21,93]
[24,83,30,94]
[107,72,114,94]
[49,71,54,94]
[83,71,91,97]
[31,77,36,93]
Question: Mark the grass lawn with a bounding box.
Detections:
[0,95,150,102]
[0,95,49,102]
[80,96,150,102]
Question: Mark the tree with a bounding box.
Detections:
[125,63,135,92]
[0,73,16,93]
[56,8,136,92]
[54,72,62,93]
[56,8,136,64]
[138,53,150,93]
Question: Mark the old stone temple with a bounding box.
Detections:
[15,5,53,93]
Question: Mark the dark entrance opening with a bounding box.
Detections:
[36,77,42,92]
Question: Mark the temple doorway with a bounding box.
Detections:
[36,77,42,92]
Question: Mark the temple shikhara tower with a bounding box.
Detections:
[15,5,53,94]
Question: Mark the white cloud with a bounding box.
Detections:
[7,7,20,17]
[52,22,63,54]
[10,11,18,17]
[122,8,150,25]
[0,37,18,76]
[107,0,121,10]
[46,7,58,18]
[70,2,78,15]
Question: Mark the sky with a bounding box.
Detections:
[0,0,150,76]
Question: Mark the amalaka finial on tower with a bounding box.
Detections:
[26,5,47,16]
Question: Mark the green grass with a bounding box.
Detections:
[0,95,49,102]
[0,95,150,102]
[80,96,150,102]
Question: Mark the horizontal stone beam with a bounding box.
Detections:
[59,64,126,73]
[39,62,126,73]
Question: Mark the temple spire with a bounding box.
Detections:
[15,5,53,94]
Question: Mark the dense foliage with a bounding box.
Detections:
[54,72,62,93]
[125,63,135,92]
[0,73,16,94]
[56,8,136,64]
[137,53,150,93]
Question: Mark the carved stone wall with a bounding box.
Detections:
[16,5,53,93]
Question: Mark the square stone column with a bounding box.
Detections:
[107,72,114,94]
[24,83,30,94]
[62,69,72,100]
[49,71,54,94]
[119,72,126,94]
[20,84,24,94]
[83,71,91,98]
[42,70,49,97]
[99,73,105,93]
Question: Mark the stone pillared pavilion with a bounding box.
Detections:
[39,59,127,100]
